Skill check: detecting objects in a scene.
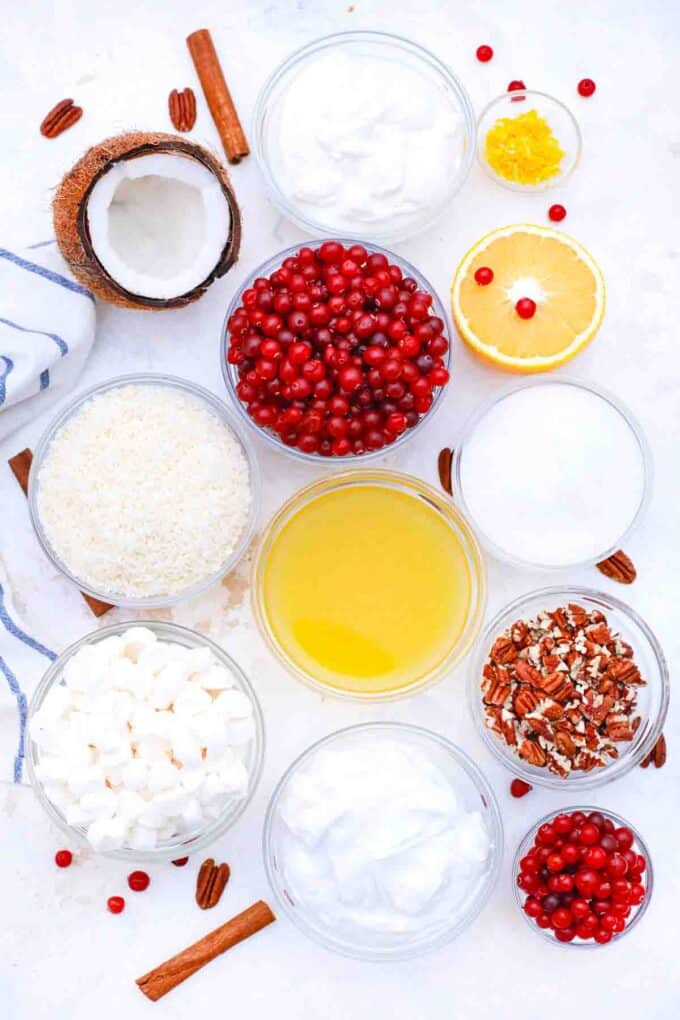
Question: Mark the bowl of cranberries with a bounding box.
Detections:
[514,807,652,948]
[221,240,452,461]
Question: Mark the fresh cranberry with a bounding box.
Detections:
[107,896,125,914]
[599,834,618,854]
[128,870,150,892]
[593,927,612,944]
[515,297,536,319]
[524,897,542,918]
[55,849,73,868]
[172,857,189,867]
[474,266,494,286]
[510,779,532,798]
[578,78,596,97]
[551,907,572,930]
[575,868,600,897]
[548,203,567,222]
[607,853,628,879]
[476,44,493,62]
[614,827,635,851]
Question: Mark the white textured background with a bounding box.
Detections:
[1,1,679,1017]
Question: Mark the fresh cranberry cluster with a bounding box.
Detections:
[518,810,647,944]
[225,242,451,457]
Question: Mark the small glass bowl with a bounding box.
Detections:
[263,722,503,960]
[477,90,581,191]
[253,30,476,242]
[468,586,669,791]
[253,469,487,701]
[513,806,653,948]
[26,620,265,862]
[452,377,652,571]
[220,240,452,465]
[28,373,261,608]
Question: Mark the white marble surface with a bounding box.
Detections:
[1,1,679,1017]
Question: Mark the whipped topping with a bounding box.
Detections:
[267,49,466,237]
[274,732,491,938]
[30,627,255,851]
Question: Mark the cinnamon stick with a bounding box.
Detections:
[7,448,114,618]
[136,900,276,1002]
[186,28,249,164]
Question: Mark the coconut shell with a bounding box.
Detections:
[52,131,242,310]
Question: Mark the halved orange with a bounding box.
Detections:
[451,224,605,372]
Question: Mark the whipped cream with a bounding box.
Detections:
[30,627,255,851]
[274,731,491,938]
[267,49,466,238]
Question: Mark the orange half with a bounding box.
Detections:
[451,224,605,372]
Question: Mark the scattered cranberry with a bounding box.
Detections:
[507,79,526,102]
[548,204,567,222]
[55,849,73,868]
[517,809,648,945]
[510,778,532,798]
[515,297,536,319]
[128,870,151,892]
[107,896,125,914]
[226,243,451,457]
[172,857,189,867]
[474,266,494,286]
[578,78,596,97]
[476,44,494,63]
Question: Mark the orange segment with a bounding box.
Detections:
[451,225,605,372]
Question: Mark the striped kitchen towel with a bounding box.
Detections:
[0,561,56,783]
[0,241,96,441]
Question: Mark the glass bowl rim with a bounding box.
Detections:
[476,88,582,192]
[467,584,670,790]
[25,618,266,862]
[512,804,654,948]
[263,720,504,961]
[220,238,453,465]
[28,372,262,608]
[452,375,653,571]
[252,467,487,702]
[252,28,477,241]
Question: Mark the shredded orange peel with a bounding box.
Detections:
[484,109,565,185]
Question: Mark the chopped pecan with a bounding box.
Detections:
[437,447,453,495]
[513,687,541,717]
[606,659,644,686]
[490,637,517,665]
[510,620,531,647]
[518,739,546,767]
[596,549,637,584]
[555,730,576,757]
[482,679,511,706]
[513,659,541,685]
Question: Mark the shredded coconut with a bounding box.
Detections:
[37,385,252,598]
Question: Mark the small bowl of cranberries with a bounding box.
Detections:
[221,240,452,462]
[514,807,653,948]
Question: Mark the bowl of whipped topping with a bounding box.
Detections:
[263,723,502,960]
[254,31,476,243]
[27,622,264,861]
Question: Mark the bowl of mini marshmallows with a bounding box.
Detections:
[26,621,265,861]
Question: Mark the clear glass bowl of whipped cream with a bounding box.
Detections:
[254,31,476,243]
[263,723,502,960]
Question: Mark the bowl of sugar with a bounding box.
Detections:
[26,621,264,861]
[452,379,651,570]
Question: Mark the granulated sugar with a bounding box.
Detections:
[37,384,252,598]
[458,383,646,567]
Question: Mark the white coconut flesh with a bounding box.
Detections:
[86,153,232,300]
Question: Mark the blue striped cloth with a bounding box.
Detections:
[0,566,56,782]
[0,241,95,441]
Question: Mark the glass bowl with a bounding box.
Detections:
[468,586,669,790]
[477,90,581,191]
[220,240,452,465]
[513,806,653,948]
[263,722,503,960]
[253,469,487,701]
[253,30,476,242]
[452,378,652,571]
[25,620,265,862]
[28,373,261,608]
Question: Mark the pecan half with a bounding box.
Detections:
[437,447,453,495]
[169,87,197,132]
[490,637,517,665]
[195,858,231,909]
[596,549,637,584]
[40,98,83,139]
[518,739,546,767]
[641,733,667,769]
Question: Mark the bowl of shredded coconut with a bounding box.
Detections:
[29,374,259,607]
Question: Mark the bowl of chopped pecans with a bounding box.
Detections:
[468,587,669,790]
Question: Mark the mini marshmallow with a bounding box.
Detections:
[67,765,107,797]
[147,760,181,793]
[194,664,234,692]
[173,685,212,717]
[179,767,207,794]
[108,657,139,694]
[121,626,157,662]
[179,797,204,832]
[185,646,214,678]
[134,735,172,762]
[79,789,118,822]
[225,717,256,746]
[120,759,149,791]
[34,755,72,785]
[62,644,110,692]
[117,790,147,823]
[86,815,129,851]
[127,825,158,851]
[148,664,186,710]
[213,689,253,720]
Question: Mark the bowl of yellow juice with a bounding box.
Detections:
[253,470,486,700]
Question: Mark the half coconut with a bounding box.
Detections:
[53,132,241,309]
